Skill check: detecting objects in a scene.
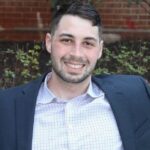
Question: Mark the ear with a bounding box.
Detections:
[98,40,103,59]
[45,33,52,54]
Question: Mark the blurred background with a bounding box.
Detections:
[0,0,150,88]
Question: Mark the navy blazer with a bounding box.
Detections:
[0,74,150,150]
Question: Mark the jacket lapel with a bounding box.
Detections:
[92,76,136,150]
[15,75,45,150]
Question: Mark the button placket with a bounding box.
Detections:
[65,101,78,150]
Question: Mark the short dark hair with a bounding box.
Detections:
[50,1,102,38]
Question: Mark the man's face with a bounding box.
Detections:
[46,15,103,83]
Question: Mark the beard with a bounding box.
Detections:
[51,52,97,84]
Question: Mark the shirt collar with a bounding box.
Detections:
[86,80,104,98]
[36,73,104,104]
[36,73,56,104]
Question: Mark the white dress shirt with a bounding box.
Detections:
[32,73,124,150]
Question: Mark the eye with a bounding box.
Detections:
[60,38,73,45]
[83,41,95,48]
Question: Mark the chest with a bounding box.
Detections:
[32,98,123,150]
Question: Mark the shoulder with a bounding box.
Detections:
[93,74,150,114]
[0,74,45,101]
[0,84,26,98]
[93,74,144,81]
[93,74,147,86]
[93,74,150,97]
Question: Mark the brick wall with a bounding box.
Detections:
[0,0,51,41]
[96,0,150,40]
[0,0,150,41]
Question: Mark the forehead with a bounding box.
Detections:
[54,15,99,39]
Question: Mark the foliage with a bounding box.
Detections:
[0,44,42,88]
[0,40,149,88]
[94,41,150,80]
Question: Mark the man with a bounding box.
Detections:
[0,1,150,150]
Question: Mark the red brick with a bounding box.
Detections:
[0,0,149,41]
[139,15,150,20]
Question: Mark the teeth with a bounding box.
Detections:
[67,63,83,69]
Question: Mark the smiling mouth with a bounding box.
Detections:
[65,62,85,69]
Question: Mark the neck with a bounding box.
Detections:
[47,72,91,100]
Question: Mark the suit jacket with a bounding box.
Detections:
[0,74,150,150]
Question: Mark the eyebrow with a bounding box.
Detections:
[59,33,98,42]
[59,33,74,38]
[84,37,98,42]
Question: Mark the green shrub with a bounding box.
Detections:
[94,41,150,79]
[0,44,42,88]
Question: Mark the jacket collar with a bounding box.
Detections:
[15,74,46,150]
[92,75,136,150]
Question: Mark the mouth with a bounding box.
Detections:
[64,61,86,73]
[65,62,85,69]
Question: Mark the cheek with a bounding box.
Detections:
[52,42,70,56]
[87,51,100,62]
[51,44,63,58]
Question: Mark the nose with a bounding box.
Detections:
[71,42,83,57]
